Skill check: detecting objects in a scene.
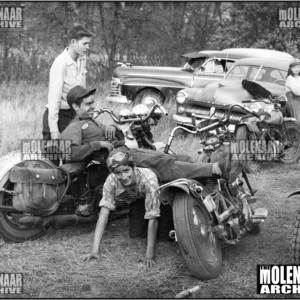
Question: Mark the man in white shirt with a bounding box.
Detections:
[42,25,94,140]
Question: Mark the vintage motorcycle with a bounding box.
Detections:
[159,104,268,280]
[235,95,300,164]
[0,103,168,243]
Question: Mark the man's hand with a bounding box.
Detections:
[81,252,100,262]
[99,141,114,153]
[51,131,60,140]
[138,256,156,268]
[105,126,116,140]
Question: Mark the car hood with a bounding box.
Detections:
[113,66,192,79]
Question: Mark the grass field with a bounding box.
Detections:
[0,82,300,298]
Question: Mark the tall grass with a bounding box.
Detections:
[1,82,300,298]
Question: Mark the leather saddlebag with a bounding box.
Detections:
[9,167,66,216]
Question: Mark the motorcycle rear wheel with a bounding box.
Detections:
[0,179,46,243]
[290,212,300,265]
[281,121,300,163]
[173,190,222,280]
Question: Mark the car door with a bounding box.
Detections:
[192,58,236,88]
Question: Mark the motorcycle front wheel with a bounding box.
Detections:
[0,179,46,243]
[280,121,300,163]
[290,212,300,265]
[173,190,222,280]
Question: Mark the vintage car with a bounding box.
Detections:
[106,48,293,106]
[173,57,292,126]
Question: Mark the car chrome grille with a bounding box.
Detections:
[110,81,120,97]
[185,106,243,124]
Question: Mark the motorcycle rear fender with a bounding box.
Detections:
[158,179,204,206]
[0,151,23,188]
[288,190,300,198]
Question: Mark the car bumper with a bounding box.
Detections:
[105,96,132,104]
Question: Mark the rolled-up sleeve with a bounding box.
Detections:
[48,57,66,133]
[144,173,161,219]
[99,175,117,211]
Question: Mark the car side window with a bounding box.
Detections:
[255,67,287,86]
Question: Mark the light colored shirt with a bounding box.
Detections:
[100,167,161,219]
[47,48,87,133]
[285,75,300,96]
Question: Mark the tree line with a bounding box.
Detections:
[0,1,299,84]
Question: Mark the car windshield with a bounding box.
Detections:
[225,65,288,86]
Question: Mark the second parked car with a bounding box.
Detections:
[173,57,292,126]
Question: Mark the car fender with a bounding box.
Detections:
[158,179,204,206]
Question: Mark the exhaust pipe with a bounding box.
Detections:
[11,214,97,228]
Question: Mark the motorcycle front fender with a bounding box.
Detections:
[158,179,204,206]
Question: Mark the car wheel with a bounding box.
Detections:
[134,89,164,107]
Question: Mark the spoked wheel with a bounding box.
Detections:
[173,190,222,280]
[290,212,300,265]
[280,122,300,163]
[0,180,46,243]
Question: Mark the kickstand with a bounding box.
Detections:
[242,170,257,196]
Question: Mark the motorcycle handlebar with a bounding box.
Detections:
[93,104,168,124]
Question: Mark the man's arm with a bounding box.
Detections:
[48,57,66,137]
[82,207,110,261]
[145,218,158,267]
[61,123,114,161]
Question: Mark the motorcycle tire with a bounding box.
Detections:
[173,190,222,280]
[0,179,46,243]
[280,121,300,163]
[290,212,300,265]
[235,125,262,173]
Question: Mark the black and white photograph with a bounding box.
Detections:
[0,1,300,298]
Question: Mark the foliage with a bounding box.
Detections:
[0,1,299,84]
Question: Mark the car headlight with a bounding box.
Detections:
[176,91,187,104]
[177,106,186,114]
[249,103,261,113]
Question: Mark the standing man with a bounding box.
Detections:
[42,25,94,140]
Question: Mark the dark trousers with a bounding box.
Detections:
[129,199,174,241]
[128,148,213,183]
[42,108,74,140]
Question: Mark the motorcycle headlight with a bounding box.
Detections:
[249,103,261,113]
[176,92,187,104]
[118,109,132,118]
[132,104,150,116]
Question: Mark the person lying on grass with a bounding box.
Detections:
[60,85,248,185]
[81,150,170,267]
